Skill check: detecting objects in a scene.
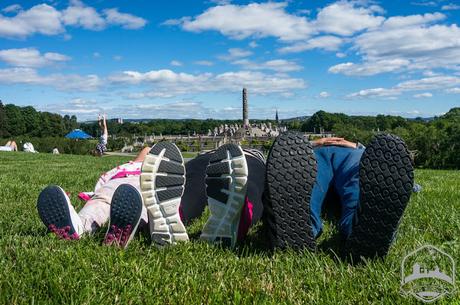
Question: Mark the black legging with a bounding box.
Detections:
[180,152,265,225]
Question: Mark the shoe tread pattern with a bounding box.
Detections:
[37,185,76,235]
[345,134,414,259]
[263,132,317,251]
[110,184,143,228]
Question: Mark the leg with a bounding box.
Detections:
[180,153,211,223]
[328,146,364,239]
[310,147,335,238]
[79,176,147,234]
[9,141,17,151]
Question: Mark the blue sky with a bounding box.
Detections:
[0,0,459,121]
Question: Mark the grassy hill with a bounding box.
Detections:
[0,152,459,304]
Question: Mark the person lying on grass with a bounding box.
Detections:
[37,133,416,260]
[0,140,18,152]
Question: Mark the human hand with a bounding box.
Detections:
[313,137,357,149]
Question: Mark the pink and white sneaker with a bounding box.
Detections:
[104,184,143,248]
[37,185,84,240]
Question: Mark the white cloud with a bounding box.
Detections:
[396,76,460,90]
[194,60,214,66]
[314,1,384,36]
[249,41,258,48]
[0,67,101,91]
[0,1,146,39]
[319,91,330,98]
[2,4,22,14]
[170,60,183,66]
[446,87,460,94]
[411,1,438,7]
[441,3,460,10]
[113,55,122,61]
[109,69,306,97]
[332,12,460,75]
[348,87,400,98]
[62,1,105,30]
[0,4,63,38]
[348,75,460,98]
[93,52,101,58]
[231,59,302,72]
[167,0,384,56]
[103,8,147,29]
[218,48,252,60]
[329,59,410,76]
[278,35,343,53]
[413,92,433,98]
[167,2,314,41]
[0,48,70,67]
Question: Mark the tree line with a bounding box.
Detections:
[288,108,460,169]
[0,102,78,138]
[1,101,459,169]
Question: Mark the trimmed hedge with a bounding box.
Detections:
[1,137,96,155]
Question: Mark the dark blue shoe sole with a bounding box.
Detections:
[345,134,414,259]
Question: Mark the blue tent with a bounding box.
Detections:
[65,129,92,139]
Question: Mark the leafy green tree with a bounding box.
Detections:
[4,104,26,136]
[21,106,41,136]
[0,101,9,138]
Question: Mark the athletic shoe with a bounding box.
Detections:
[200,144,249,248]
[104,184,143,248]
[37,185,84,240]
[263,131,317,251]
[344,134,414,259]
[140,142,188,245]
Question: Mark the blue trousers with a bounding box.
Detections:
[310,146,365,239]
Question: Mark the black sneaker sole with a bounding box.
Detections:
[104,184,143,248]
[140,142,188,245]
[37,185,79,239]
[345,134,414,259]
[263,132,317,251]
[200,144,248,248]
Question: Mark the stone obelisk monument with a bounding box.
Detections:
[242,87,249,127]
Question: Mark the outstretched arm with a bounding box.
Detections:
[102,114,108,136]
[133,146,151,163]
[312,137,358,149]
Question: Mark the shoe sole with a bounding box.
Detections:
[264,132,317,251]
[345,134,414,259]
[104,184,143,248]
[37,185,79,239]
[140,142,188,245]
[200,144,248,248]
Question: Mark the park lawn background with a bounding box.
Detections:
[0,152,459,304]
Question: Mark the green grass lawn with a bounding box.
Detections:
[0,152,459,304]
